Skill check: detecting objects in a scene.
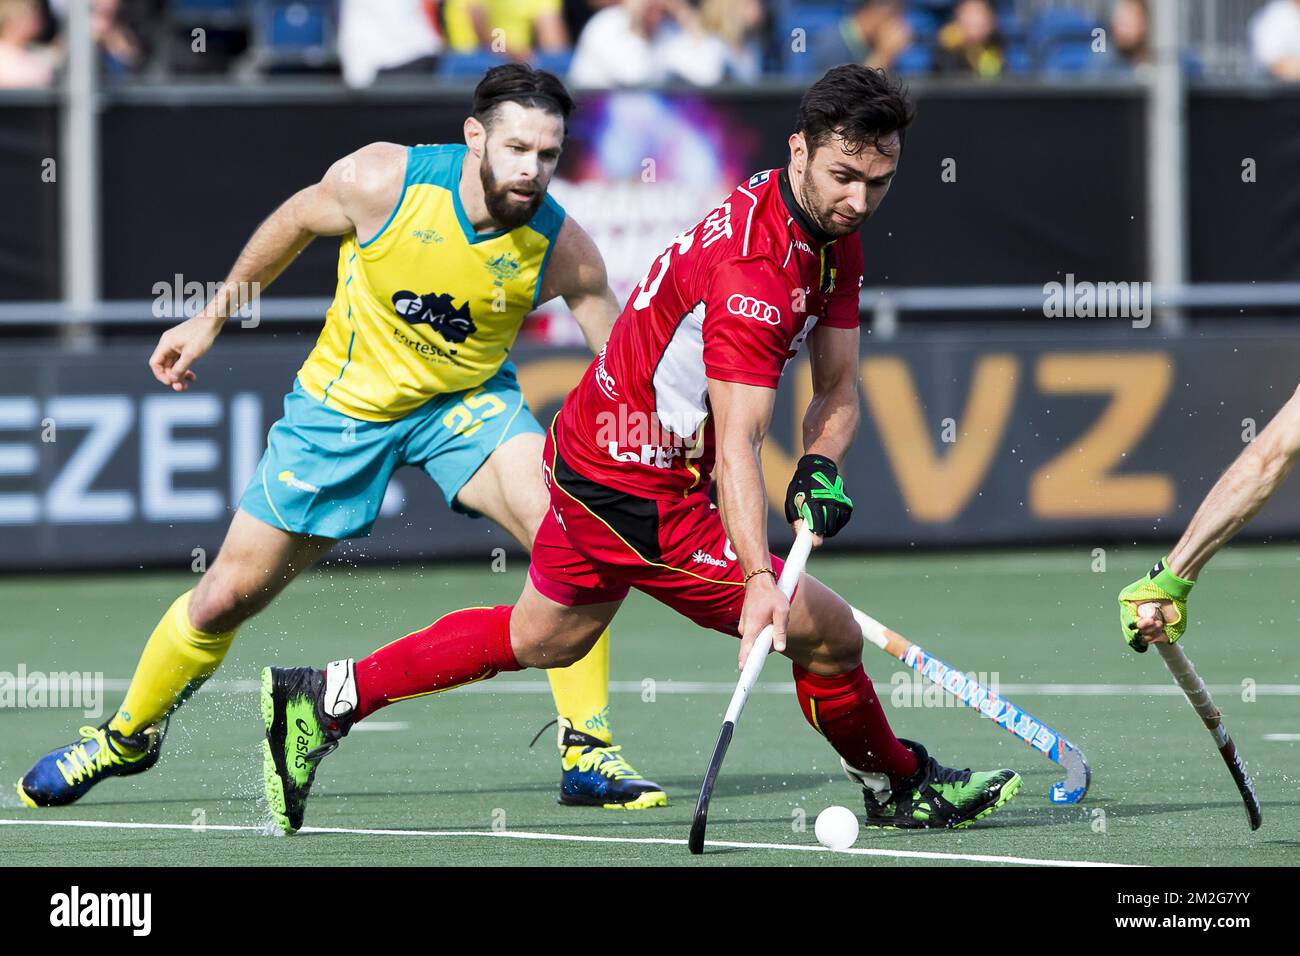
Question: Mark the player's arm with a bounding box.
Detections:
[709,376,788,670]
[536,215,619,354]
[1169,384,1300,579]
[703,259,803,669]
[785,244,863,543]
[803,323,861,462]
[1119,383,1300,650]
[782,322,861,544]
[149,141,404,392]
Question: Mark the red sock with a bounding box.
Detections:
[353,605,520,721]
[793,663,918,786]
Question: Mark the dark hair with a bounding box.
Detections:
[472,63,575,131]
[795,65,915,157]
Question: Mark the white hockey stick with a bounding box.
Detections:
[688,528,814,854]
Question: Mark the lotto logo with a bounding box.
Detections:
[727,294,780,325]
[607,443,683,469]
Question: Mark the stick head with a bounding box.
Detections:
[1048,741,1092,804]
[688,721,734,855]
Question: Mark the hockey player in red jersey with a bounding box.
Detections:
[260,66,1024,835]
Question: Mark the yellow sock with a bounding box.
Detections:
[547,627,612,758]
[109,591,237,737]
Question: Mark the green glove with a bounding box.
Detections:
[1117,557,1195,652]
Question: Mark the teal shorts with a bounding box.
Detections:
[238,363,543,540]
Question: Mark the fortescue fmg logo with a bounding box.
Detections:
[50,886,151,936]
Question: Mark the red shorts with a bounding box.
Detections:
[528,425,787,636]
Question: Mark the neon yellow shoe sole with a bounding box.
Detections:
[260,666,297,835]
[600,790,669,810]
[951,770,1022,830]
[14,781,37,809]
[864,770,1023,831]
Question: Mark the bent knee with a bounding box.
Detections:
[811,593,863,670]
[511,621,599,669]
[518,637,590,670]
[189,576,261,633]
[827,615,863,667]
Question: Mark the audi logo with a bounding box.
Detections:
[727,294,781,325]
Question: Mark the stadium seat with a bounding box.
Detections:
[893,45,934,75]
[532,49,574,76]
[771,0,843,12]
[438,51,512,78]
[172,0,247,13]
[251,0,336,70]
[895,7,939,75]
[998,11,1030,74]
[777,7,842,77]
[1027,8,1101,76]
[170,0,249,32]
[167,0,251,74]
[266,2,329,49]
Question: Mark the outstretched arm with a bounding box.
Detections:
[1167,385,1300,579]
[535,215,620,355]
[149,142,405,391]
[1119,383,1300,650]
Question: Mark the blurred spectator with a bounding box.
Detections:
[1108,0,1150,70]
[45,0,142,78]
[0,0,53,87]
[811,0,912,75]
[568,0,671,87]
[443,0,569,59]
[1250,0,1300,80]
[89,0,141,76]
[339,0,444,88]
[659,0,764,86]
[934,0,1004,77]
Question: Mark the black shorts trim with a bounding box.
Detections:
[550,433,663,565]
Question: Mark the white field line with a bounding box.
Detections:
[0,818,1132,867]
[1263,733,1300,741]
[50,678,1300,697]
[350,721,409,732]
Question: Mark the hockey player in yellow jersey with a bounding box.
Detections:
[18,65,666,812]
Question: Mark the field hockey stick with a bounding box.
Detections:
[1154,642,1262,829]
[1130,603,1262,832]
[851,607,1092,804]
[688,527,815,855]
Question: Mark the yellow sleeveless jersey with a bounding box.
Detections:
[297,143,566,421]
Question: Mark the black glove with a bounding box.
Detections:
[784,454,853,538]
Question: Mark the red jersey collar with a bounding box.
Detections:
[778,167,837,249]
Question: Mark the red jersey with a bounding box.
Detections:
[555,167,864,500]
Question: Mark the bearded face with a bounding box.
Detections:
[465,100,564,231]
[479,153,545,230]
[799,164,863,238]
[796,131,901,238]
